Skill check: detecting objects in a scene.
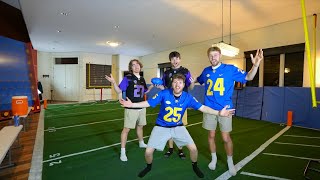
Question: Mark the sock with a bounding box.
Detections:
[121,148,126,154]
[227,156,237,176]
[192,162,204,178]
[208,152,217,170]
[211,152,217,161]
[120,148,127,161]
[138,163,152,178]
[139,140,147,148]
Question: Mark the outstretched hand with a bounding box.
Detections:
[250,49,264,68]
[119,97,133,107]
[105,74,115,84]
[219,105,235,117]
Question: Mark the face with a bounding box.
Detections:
[208,51,221,67]
[131,61,141,73]
[170,57,181,69]
[172,78,185,95]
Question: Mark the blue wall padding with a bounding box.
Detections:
[284,87,320,129]
[189,85,205,104]
[261,87,285,123]
[0,36,33,111]
[234,87,263,120]
[284,87,309,126]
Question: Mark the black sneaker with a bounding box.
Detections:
[164,150,173,158]
[178,151,186,160]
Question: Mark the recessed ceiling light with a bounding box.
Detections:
[60,12,69,16]
[114,25,119,29]
[106,41,121,47]
[57,30,62,33]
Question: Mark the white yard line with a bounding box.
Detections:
[45,108,124,118]
[43,136,149,163]
[263,153,320,161]
[216,126,291,180]
[240,171,291,180]
[42,121,203,163]
[44,113,159,132]
[275,142,320,148]
[283,135,320,139]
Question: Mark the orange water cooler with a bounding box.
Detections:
[12,96,28,116]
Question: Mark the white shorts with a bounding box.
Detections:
[147,126,194,151]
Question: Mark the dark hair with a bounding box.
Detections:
[128,59,143,72]
[169,51,181,61]
[207,46,221,56]
[172,73,186,82]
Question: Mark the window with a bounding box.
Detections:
[86,64,111,89]
[264,55,280,86]
[55,57,78,64]
[284,52,304,87]
[245,43,304,87]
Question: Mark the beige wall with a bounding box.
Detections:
[140,14,320,87]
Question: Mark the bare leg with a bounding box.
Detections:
[221,132,236,176]
[208,130,217,170]
[120,127,130,161]
[186,143,204,178]
[136,125,147,148]
[138,147,155,178]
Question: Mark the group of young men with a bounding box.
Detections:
[105,46,263,178]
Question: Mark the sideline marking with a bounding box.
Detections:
[275,142,320,148]
[263,153,320,161]
[216,126,291,180]
[283,135,320,139]
[240,171,291,180]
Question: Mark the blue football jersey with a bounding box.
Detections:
[147,89,202,127]
[197,64,247,110]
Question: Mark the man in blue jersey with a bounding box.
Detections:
[120,74,235,178]
[156,51,195,159]
[105,59,152,162]
[196,46,263,176]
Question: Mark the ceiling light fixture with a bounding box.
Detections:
[60,12,69,16]
[106,41,121,47]
[213,0,239,57]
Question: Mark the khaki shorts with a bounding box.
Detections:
[147,126,194,151]
[182,109,188,125]
[124,108,147,129]
[202,113,232,132]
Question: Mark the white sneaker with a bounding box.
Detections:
[208,160,216,170]
[139,142,147,148]
[120,153,128,161]
[228,163,237,176]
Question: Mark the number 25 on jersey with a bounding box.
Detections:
[163,107,182,122]
[206,78,225,96]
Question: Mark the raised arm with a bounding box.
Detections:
[188,76,198,90]
[105,74,122,94]
[246,49,263,81]
[198,105,235,117]
[120,97,150,108]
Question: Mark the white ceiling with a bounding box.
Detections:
[7,0,320,56]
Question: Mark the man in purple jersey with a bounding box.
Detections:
[105,59,152,162]
[120,74,235,178]
[196,47,263,176]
